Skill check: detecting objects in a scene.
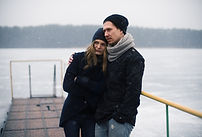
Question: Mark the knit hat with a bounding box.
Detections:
[103,14,129,34]
[92,28,107,44]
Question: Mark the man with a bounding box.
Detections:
[95,14,145,137]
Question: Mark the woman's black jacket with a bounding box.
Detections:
[59,52,106,127]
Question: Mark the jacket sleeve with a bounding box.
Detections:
[75,75,106,95]
[63,53,80,93]
[114,57,145,123]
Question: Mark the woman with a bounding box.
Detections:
[59,28,108,137]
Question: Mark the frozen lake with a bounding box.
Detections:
[0,48,202,137]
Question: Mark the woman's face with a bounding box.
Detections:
[93,39,106,55]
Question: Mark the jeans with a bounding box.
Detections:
[63,119,95,137]
[95,119,133,137]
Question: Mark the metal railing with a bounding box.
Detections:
[9,59,202,136]
[9,59,64,99]
[141,91,202,137]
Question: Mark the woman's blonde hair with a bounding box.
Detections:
[84,41,107,74]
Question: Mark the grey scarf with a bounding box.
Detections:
[107,33,135,62]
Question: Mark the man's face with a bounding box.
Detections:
[103,21,124,46]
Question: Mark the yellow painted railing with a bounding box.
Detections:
[141,91,202,118]
[9,60,202,137]
[141,91,202,137]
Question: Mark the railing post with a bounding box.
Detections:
[53,64,56,97]
[28,65,32,98]
[60,60,64,98]
[10,61,14,99]
[166,104,169,137]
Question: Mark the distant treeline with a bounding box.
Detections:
[0,25,202,48]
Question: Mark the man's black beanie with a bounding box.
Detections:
[103,14,129,34]
[92,28,108,44]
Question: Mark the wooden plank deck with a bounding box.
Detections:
[2,97,65,137]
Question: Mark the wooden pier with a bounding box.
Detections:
[2,97,65,137]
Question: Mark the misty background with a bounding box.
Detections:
[0,0,202,136]
[0,25,202,48]
[1,0,202,29]
[1,0,202,49]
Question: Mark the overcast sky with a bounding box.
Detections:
[0,0,201,30]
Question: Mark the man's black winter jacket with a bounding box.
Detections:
[95,48,145,126]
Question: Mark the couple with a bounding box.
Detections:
[59,14,145,137]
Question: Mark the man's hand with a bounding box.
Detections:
[68,53,74,65]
